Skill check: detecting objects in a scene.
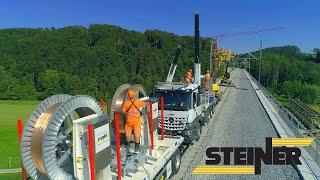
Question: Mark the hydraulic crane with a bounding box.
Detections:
[166,45,182,83]
[156,12,216,144]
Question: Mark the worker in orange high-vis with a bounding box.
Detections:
[183,69,193,84]
[187,69,193,80]
[204,70,211,91]
[121,89,146,153]
[183,73,190,84]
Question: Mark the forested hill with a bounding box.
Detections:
[0,25,211,100]
[248,45,320,104]
[1,25,319,104]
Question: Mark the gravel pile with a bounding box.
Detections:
[173,69,299,180]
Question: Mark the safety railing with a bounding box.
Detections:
[249,74,320,167]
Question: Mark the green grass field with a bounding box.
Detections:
[310,105,320,113]
[0,173,21,179]
[0,100,39,169]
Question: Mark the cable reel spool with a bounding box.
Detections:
[111,84,147,115]
[110,84,147,133]
[21,95,103,179]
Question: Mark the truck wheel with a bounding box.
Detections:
[195,124,201,141]
[206,114,210,123]
[210,107,214,118]
[208,109,212,121]
[172,149,181,175]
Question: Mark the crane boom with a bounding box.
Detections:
[166,45,182,83]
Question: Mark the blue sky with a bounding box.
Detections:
[1,0,319,53]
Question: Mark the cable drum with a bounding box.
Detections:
[110,84,147,134]
[42,95,103,179]
[21,94,72,179]
[111,84,147,114]
[31,103,61,174]
[111,84,132,114]
[20,95,103,179]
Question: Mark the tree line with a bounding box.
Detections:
[245,46,320,104]
[1,25,319,105]
[0,25,211,100]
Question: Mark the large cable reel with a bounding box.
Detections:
[110,84,147,134]
[111,84,147,115]
[21,94,103,179]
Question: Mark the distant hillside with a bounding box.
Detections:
[1,25,319,104]
[0,25,211,100]
[246,45,320,104]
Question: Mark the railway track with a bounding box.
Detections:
[173,69,299,180]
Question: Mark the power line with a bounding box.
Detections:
[105,0,163,30]
[81,1,166,95]
[209,26,283,40]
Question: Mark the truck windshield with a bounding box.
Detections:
[157,91,191,111]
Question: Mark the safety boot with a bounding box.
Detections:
[124,140,132,154]
[134,143,140,154]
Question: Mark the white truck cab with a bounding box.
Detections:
[156,81,215,144]
[156,13,216,144]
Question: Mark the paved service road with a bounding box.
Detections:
[0,168,21,174]
[174,69,299,180]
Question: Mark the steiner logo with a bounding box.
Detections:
[192,137,314,175]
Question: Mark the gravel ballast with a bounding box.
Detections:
[173,69,299,180]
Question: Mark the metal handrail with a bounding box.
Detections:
[249,74,320,166]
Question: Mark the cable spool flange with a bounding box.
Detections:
[131,84,147,99]
[111,84,132,114]
[111,84,147,114]
[42,95,103,179]
[21,94,72,180]
[21,95,103,179]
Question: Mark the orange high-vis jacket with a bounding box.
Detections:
[121,99,145,123]
[183,72,191,84]
[186,71,192,79]
[183,77,190,84]
[205,72,211,80]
